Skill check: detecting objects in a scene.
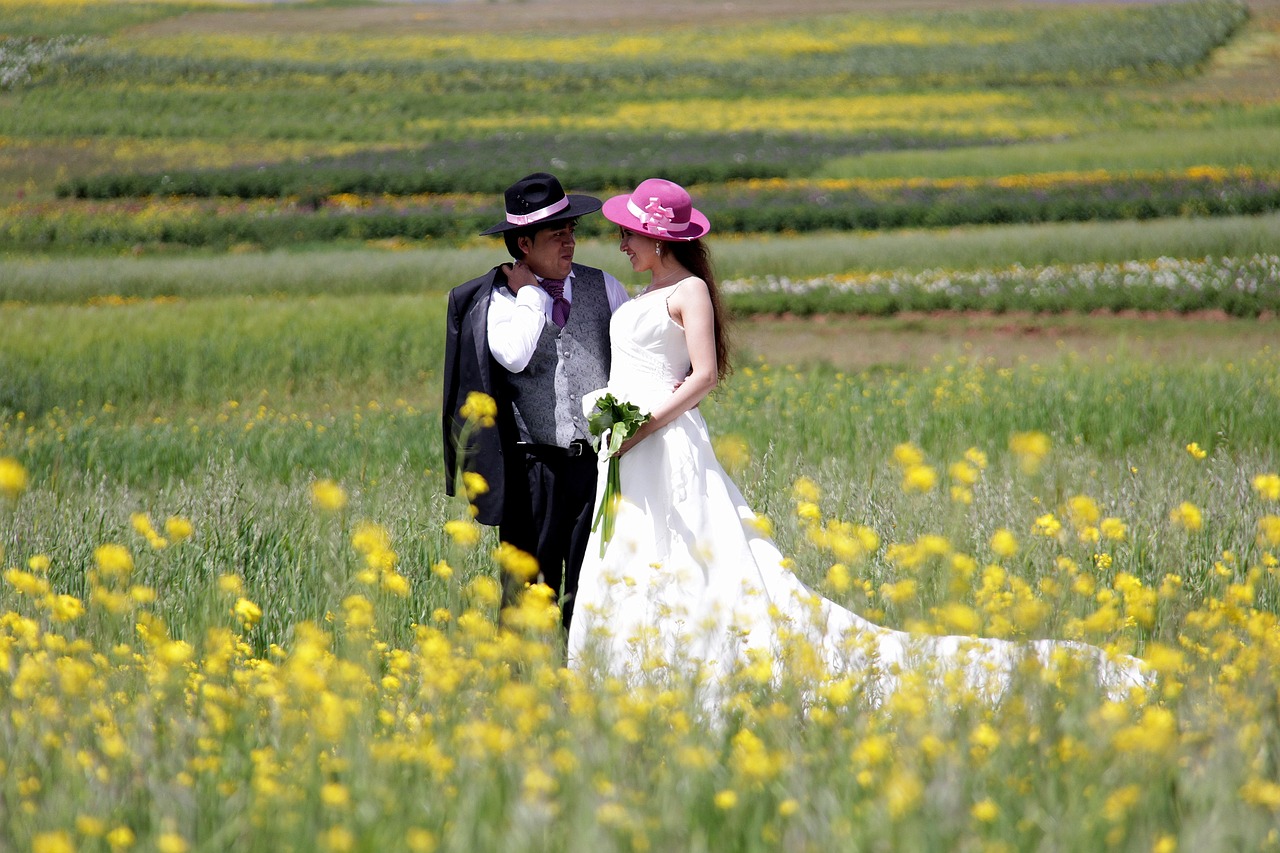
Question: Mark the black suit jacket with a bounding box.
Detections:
[442,265,516,526]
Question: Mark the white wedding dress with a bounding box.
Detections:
[566,279,1147,702]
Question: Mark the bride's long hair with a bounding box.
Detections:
[668,238,731,381]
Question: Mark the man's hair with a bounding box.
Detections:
[503,217,578,261]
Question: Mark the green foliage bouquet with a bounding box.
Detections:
[587,393,651,555]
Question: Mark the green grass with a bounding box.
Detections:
[4,298,1280,852]
[4,213,1279,307]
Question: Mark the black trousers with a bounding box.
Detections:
[498,442,598,628]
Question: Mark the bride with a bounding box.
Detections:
[565,178,1147,702]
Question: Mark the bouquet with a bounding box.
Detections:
[587,393,651,555]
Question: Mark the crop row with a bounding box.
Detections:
[54,132,946,200]
[13,168,1280,252]
[723,254,1280,318]
[23,1,1246,93]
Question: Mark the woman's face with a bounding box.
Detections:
[618,228,661,273]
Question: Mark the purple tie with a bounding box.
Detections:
[542,278,570,328]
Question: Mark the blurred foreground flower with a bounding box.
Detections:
[1169,501,1204,532]
[165,515,194,542]
[311,478,349,512]
[234,597,263,629]
[459,391,497,428]
[990,528,1019,558]
[461,471,489,501]
[93,544,134,579]
[0,456,28,499]
[131,512,169,549]
[1254,473,1280,502]
[1009,430,1051,474]
[444,519,481,547]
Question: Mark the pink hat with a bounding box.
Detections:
[602,178,710,241]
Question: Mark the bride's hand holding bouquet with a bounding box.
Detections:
[586,393,651,555]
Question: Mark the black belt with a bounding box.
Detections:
[518,439,593,458]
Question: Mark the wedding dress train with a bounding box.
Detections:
[565,280,1147,702]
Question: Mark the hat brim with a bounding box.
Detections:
[601,193,710,241]
[479,194,604,236]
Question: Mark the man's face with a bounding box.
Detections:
[519,220,576,280]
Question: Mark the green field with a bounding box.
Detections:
[3,1,1280,851]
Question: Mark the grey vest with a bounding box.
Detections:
[506,264,611,446]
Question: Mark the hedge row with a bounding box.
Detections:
[55,133,956,201]
[17,171,1280,251]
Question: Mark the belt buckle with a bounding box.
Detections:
[567,441,585,457]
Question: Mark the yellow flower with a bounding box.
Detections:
[825,562,851,593]
[971,799,999,823]
[406,829,438,853]
[444,519,482,547]
[4,568,49,596]
[1009,431,1050,474]
[792,476,821,502]
[879,578,918,605]
[902,464,937,493]
[714,789,738,810]
[459,391,497,427]
[1033,513,1062,537]
[165,516,194,542]
[990,528,1019,559]
[33,832,75,853]
[493,542,538,582]
[311,479,349,512]
[233,597,262,628]
[1257,515,1280,548]
[1254,473,1280,502]
[28,554,51,573]
[713,434,751,472]
[76,816,107,837]
[796,500,822,521]
[94,544,134,580]
[937,601,981,634]
[1100,517,1127,541]
[964,447,988,469]
[217,574,243,595]
[106,825,136,850]
[431,560,455,581]
[321,782,351,808]
[1066,495,1101,527]
[1185,442,1207,460]
[131,512,158,539]
[381,571,411,597]
[46,593,85,622]
[157,834,189,853]
[1169,502,1203,532]
[0,456,29,499]
[948,460,979,486]
[461,471,489,500]
[465,576,503,610]
[892,442,925,468]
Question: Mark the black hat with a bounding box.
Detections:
[479,172,603,236]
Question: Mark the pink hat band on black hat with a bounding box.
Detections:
[602,178,710,242]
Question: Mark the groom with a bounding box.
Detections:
[442,172,628,628]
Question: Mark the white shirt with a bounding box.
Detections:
[487,268,630,373]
